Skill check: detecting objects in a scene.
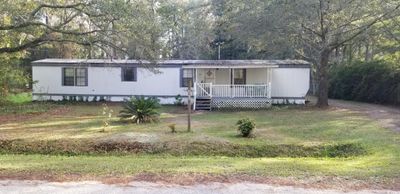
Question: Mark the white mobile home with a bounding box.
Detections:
[32,59,311,110]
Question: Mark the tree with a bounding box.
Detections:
[230,0,400,107]
[0,0,161,58]
[277,0,400,107]
[158,0,214,59]
[0,53,29,101]
[0,0,163,96]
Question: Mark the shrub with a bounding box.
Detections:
[236,118,256,137]
[329,60,400,105]
[174,95,183,106]
[119,96,160,124]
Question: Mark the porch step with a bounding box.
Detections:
[195,98,211,111]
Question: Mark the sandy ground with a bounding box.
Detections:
[0,180,399,194]
[329,99,400,132]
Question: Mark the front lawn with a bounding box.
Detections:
[0,102,399,188]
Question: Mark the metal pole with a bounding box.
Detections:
[218,44,221,60]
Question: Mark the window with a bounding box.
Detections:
[181,69,194,87]
[233,69,246,85]
[122,67,137,82]
[63,68,75,86]
[62,68,87,86]
[75,68,87,86]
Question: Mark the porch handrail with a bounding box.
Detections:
[196,83,270,98]
[196,83,212,98]
[212,84,269,98]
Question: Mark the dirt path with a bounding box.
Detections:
[329,99,400,132]
[0,180,399,194]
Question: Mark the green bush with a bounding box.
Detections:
[329,60,400,105]
[174,95,183,106]
[119,96,160,124]
[236,118,256,137]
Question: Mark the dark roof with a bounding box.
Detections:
[31,58,311,68]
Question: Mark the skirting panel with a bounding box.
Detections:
[211,98,272,109]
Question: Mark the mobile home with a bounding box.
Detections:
[32,59,311,110]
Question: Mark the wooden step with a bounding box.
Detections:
[196,106,211,111]
[195,98,211,111]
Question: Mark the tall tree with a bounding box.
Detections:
[0,0,161,58]
[158,0,214,59]
[231,0,400,107]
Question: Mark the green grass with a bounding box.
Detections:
[6,92,32,104]
[0,101,399,182]
[0,93,57,115]
[0,154,398,179]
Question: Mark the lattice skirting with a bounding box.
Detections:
[211,98,272,109]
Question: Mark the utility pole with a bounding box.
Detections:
[218,43,221,60]
[216,42,224,60]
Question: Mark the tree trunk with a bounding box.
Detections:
[316,49,331,108]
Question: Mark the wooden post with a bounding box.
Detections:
[187,79,192,132]
[194,69,197,110]
[232,68,235,98]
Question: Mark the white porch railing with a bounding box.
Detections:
[196,83,212,98]
[195,82,271,98]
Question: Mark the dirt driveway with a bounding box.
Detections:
[1,180,399,194]
[329,99,400,132]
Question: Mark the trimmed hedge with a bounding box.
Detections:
[329,60,400,105]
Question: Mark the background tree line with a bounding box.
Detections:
[1,0,399,106]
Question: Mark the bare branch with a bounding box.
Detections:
[329,3,400,49]
[29,2,88,18]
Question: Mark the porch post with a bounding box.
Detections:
[193,68,197,110]
[231,68,235,98]
[267,68,272,99]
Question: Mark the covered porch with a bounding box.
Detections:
[183,62,277,110]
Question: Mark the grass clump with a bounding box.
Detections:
[168,123,177,133]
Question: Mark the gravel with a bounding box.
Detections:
[0,180,399,194]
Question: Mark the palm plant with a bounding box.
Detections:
[118,96,160,124]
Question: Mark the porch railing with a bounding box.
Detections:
[195,82,271,98]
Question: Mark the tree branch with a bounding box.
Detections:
[329,3,400,49]
[29,2,88,18]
